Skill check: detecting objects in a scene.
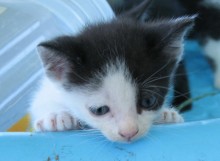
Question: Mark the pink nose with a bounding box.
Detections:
[119,129,139,141]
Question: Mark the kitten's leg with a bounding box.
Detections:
[203,38,220,89]
[29,82,80,132]
[154,107,184,124]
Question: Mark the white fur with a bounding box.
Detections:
[203,38,220,88]
[30,61,183,142]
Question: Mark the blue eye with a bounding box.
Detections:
[89,105,110,116]
[140,96,157,110]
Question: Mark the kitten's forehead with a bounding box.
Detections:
[78,20,174,76]
[64,19,181,95]
[101,60,137,111]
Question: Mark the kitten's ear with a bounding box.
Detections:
[165,16,195,39]
[151,16,196,60]
[166,16,195,58]
[37,41,69,81]
[119,0,153,22]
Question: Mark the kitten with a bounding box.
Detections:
[29,3,194,143]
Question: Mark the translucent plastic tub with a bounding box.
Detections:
[0,0,114,131]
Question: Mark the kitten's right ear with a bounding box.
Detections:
[37,42,69,81]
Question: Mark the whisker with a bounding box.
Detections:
[72,71,89,83]
[142,133,159,143]
[65,129,103,137]
[76,134,106,146]
[140,67,208,88]
[143,75,173,86]
[148,85,190,99]
[142,89,165,99]
[144,59,172,83]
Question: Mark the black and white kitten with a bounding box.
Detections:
[29,9,194,142]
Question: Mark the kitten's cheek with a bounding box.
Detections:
[131,124,150,141]
[99,129,121,142]
[102,132,117,142]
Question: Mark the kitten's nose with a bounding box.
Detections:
[119,129,139,141]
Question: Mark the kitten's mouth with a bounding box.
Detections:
[105,133,142,143]
[116,136,140,143]
[123,138,137,143]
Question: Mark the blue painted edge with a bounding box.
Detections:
[0,118,220,161]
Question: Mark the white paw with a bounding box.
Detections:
[154,108,184,124]
[34,112,79,132]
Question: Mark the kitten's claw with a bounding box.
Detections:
[154,108,184,124]
[34,112,78,132]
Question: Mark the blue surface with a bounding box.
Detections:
[0,41,220,161]
[0,119,220,161]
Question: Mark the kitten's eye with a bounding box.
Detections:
[140,96,157,110]
[89,105,110,116]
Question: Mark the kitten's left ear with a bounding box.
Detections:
[164,16,196,59]
[149,15,196,61]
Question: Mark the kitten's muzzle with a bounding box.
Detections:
[118,129,139,141]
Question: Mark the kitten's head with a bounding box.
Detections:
[37,16,193,142]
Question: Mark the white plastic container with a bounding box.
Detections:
[0,0,114,131]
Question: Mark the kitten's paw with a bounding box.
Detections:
[154,108,184,124]
[34,112,78,132]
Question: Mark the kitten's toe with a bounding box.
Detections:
[35,120,44,132]
[34,113,57,132]
[56,112,77,131]
[44,113,58,131]
[154,108,184,124]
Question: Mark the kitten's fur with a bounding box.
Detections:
[30,6,193,142]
